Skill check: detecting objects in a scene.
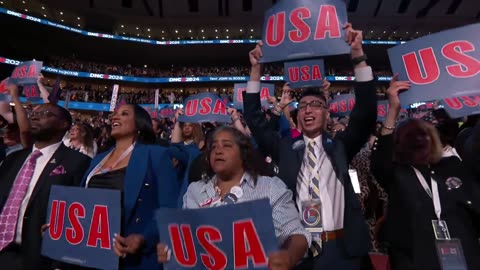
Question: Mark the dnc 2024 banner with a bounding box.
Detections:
[42,186,121,270]
[284,58,325,88]
[388,23,480,107]
[261,0,350,63]
[178,92,231,123]
[233,83,274,110]
[156,199,278,270]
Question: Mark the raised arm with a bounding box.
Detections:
[37,73,50,104]
[243,42,281,161]
[370,75,411,191]
[336,23,377,163]
[8,84,32,148]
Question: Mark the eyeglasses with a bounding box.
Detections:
[30,110,58,118]
[298,100,327,111]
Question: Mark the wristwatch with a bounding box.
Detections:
[352,54,367,66]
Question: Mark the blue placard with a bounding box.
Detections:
[9,61,43,85]
[233,83,275,110]
[387,23,480,107]
[376,100,409,122]
[284,58,325,88]
[22,83,41,101]
[439,94,480,119]
[159,105,176,119]
[156,199,277,270]
[261,0,350,63]
[42,185,121,270]
[178,92,231,123]
[329,94,355,117]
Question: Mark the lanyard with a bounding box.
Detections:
[412,167,442,220]
[86,143,135,186]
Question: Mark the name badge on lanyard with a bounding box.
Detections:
[413,167,468,270]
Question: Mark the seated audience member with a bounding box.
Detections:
[371,77,480,270]
[157,126,310,269]
[82,104,179,270]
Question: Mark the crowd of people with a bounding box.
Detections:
[0,23,479,270]
[44,55,394,78]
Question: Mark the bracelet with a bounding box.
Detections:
[382,124,395,130]
[352,54,368,66]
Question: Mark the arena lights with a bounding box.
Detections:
[41,6,45,9]
[24,9,28,12]
[22,0,25,3]
[136,27,139,30]
[60,11,63,15]
[121,25,124,28]
[147,28,150,31]
[0,7,406,47]
[61,19,64,22]
[201,29,204,32]
[77,17,80,20]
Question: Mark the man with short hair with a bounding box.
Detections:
[244,24,377,269]
[0,103,91,270]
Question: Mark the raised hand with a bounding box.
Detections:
[386,74,411,110]
[249,41,263,67]
[280,83,294,106]
[322,79,331,90]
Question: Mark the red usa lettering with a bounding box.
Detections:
[265,5,341,47]
[185,98,227,116]
[443,95,480,110]
[168,220,267,269]
[48,200,111,249]
[402,40,480,84]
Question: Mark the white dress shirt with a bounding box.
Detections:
[296,135,344,231]
[15,141,62,244]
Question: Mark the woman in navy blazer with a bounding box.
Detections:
[81,104,179,270]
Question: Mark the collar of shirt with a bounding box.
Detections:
[32,141,63,160]
[303,134,322,148]
[201,171,254,197]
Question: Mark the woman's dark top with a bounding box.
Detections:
[88,167,126,190]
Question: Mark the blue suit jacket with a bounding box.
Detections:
[81,143,179,270]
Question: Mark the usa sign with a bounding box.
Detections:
[284,58,325,88]
[388,23,480,107]
[42,186,121,270]
[233,83,274,110]
[9,61,43,85]
[439,94,480,119]
[261,0,349,63]
[178,92,231,123]
[156,199,278,270]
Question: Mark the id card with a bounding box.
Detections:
[432,220,451,240]
[435,239,467,270]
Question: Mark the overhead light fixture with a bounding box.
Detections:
[162,30,165,33]
[136,27,139,30]
[147,28,150,31]
[215,36,218,38]
[137,34,139,36]
[250,35,253,38]
[250,29,254,32]
[162,37,165,40]
[188,29,192,33]
[191,37,193,39]
[383,31,386,33]
[393,31,396,34]
[240,29,243,32]
[41,6,45,9]
[370,30,374,33]
[226,29,229,32]
[43,14,47,17]
[144,65,147,68]
[121,25,124,28]
[77,24,80,27]
[77,17,80,20]
[215,29,218,32]
[60,11,63,15]
[24,9,28,12]
[201,29,204,32]
[202,36,205,39]
[123,32,126,34]
[415,31,419,34]
[61,19,64,22]
[148,35,151,38]
[175,30,178,33]
[22,0,25,3]
[226,35,229,38]
[406,31,409,34]
[177,37,180,40]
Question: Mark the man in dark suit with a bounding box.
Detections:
[243,24,377,270]
[0,103,91,270]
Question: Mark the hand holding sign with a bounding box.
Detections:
[113,233,145,258]
[249,41,264,81]
[386,74,411,111]
[9,61,43,85]
[344,23,363,54]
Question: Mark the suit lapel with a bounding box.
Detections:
[123,144,148,223]
[27,144,68,208]
[290,135,305,192]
